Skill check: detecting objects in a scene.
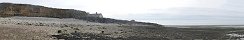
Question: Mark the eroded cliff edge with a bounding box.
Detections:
[0,3,88,18]
[0,3,163,27]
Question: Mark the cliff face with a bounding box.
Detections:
[0,3,164,27]
[0,3,88,18]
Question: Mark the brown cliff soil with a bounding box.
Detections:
[0,3,88,18]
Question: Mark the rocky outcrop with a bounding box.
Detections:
[79,17,164,27]
[0,3,88,18]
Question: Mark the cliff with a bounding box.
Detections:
[0,3,88,18]
[0,3,164,27]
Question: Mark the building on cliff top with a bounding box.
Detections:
[87,12,103,18]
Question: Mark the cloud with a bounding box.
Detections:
[119,7,244,25]
[1,0,244,25]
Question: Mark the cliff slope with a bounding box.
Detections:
[0,3,163,27]
[0,3,88,18]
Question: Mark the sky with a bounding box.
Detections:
[1,0,244,25]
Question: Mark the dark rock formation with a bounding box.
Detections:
[51,32,170,40]
[79,17,164,27]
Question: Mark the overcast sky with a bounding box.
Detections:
[1,0,244,25]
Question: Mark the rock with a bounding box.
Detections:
[101,31,104,34]
[73,28,80,30]
[57,30,62,33]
